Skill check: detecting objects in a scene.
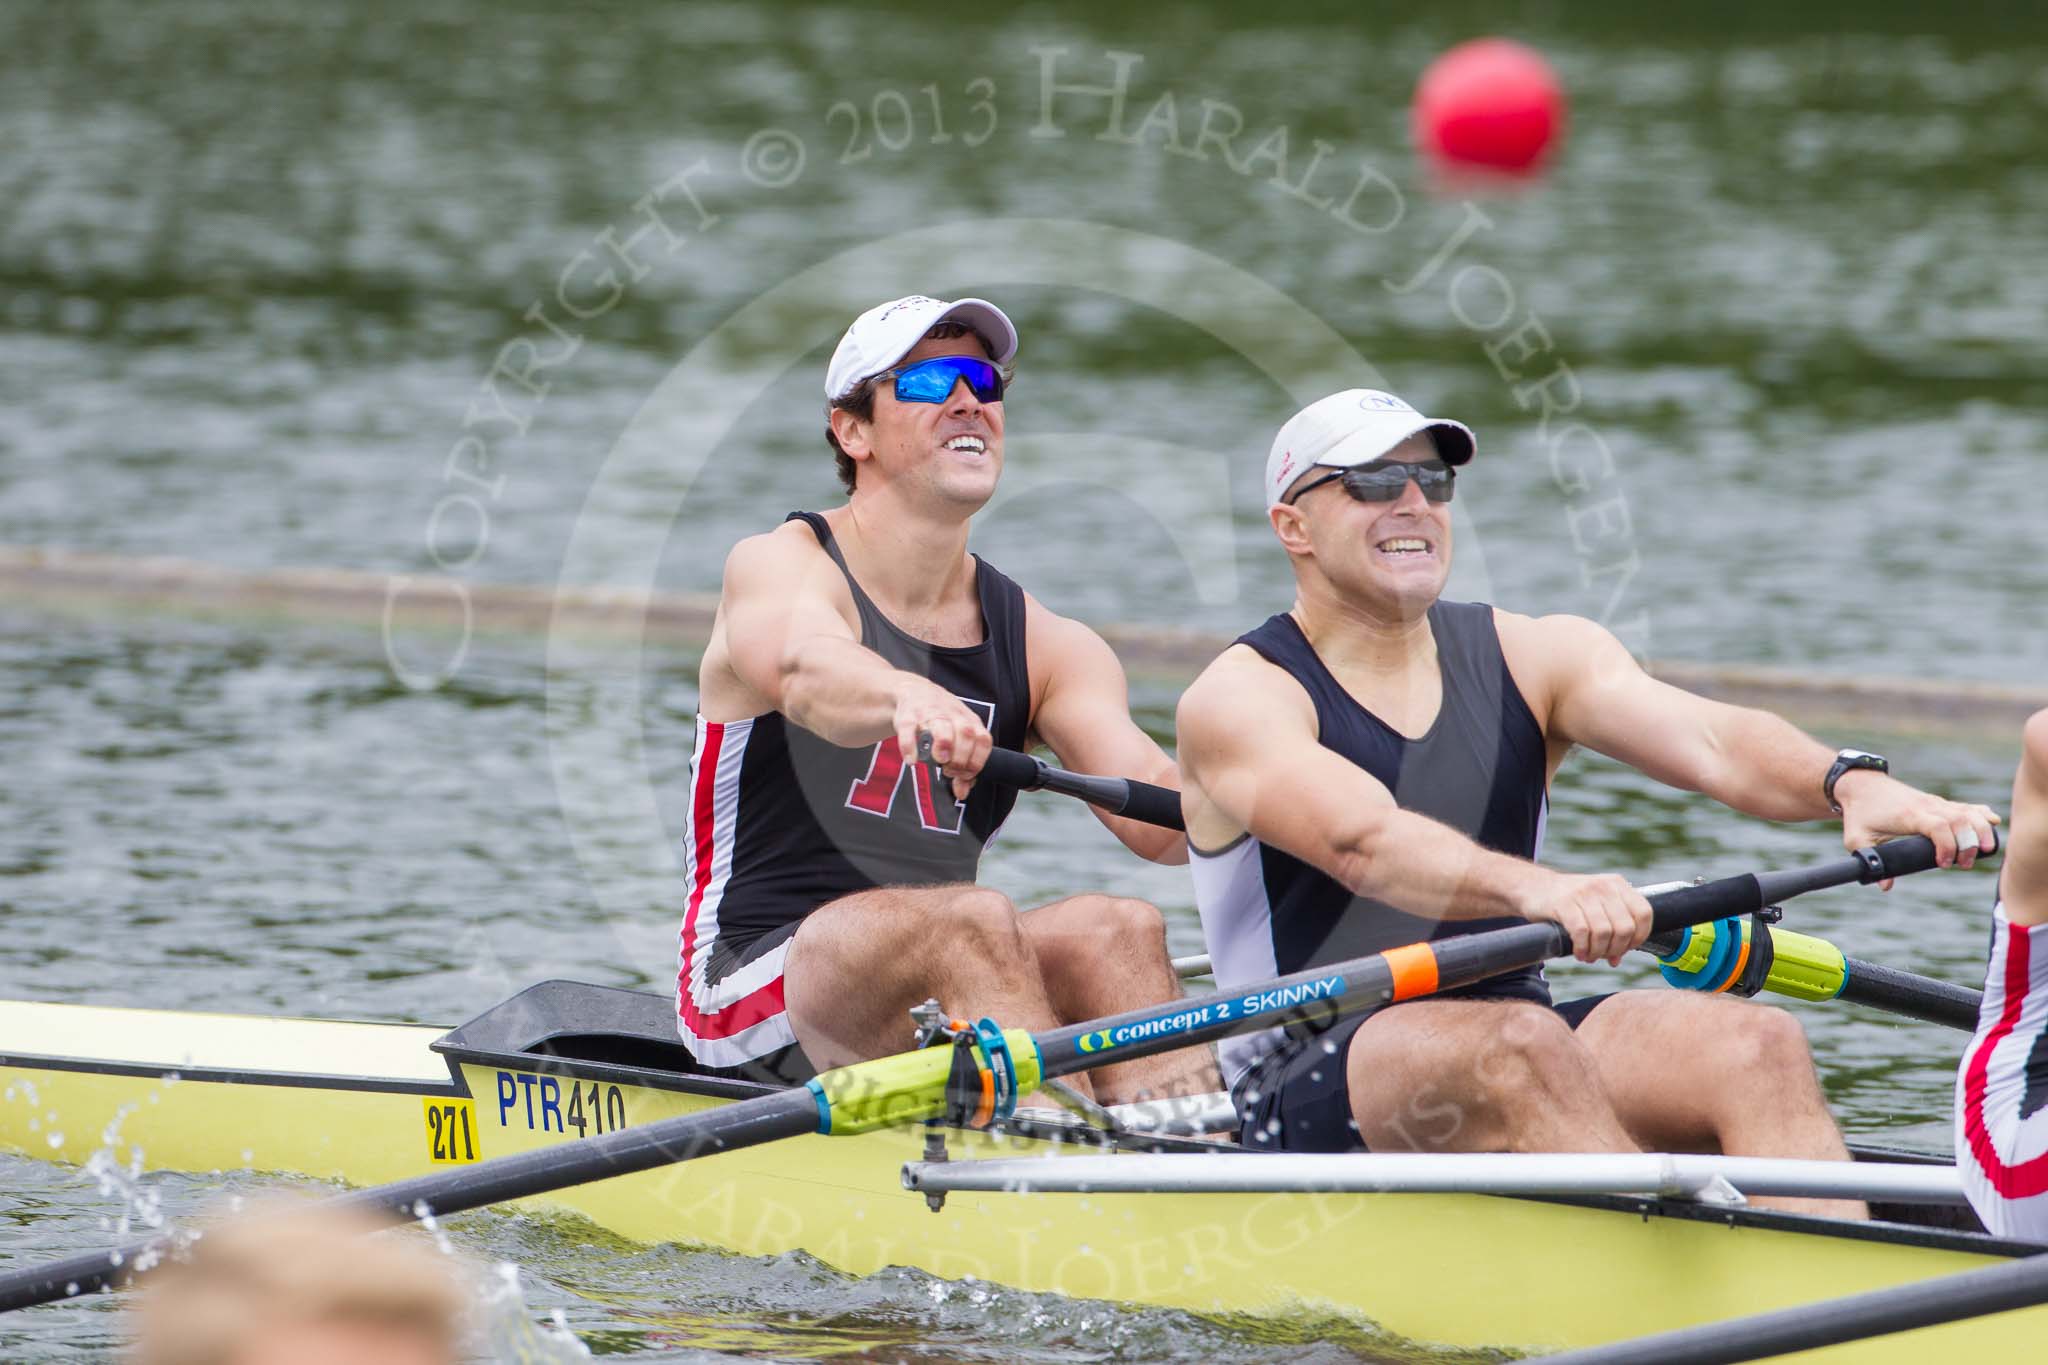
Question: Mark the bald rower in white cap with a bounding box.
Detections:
[1176,388,1998,1217]
[679,295,1218,1105]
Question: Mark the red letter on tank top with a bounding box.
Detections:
[844,698,993,835]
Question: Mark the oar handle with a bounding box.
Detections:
[976,745,1185,831]
[1750,832,1945,909]
[1641,836,1937,943]
[1644,875,1767,937]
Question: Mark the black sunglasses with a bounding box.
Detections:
[1284,457,1455,506]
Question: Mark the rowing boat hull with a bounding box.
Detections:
[3,992,2043,1358]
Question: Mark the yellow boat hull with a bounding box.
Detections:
[2,993,2041,1359]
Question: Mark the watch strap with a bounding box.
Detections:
[1825,750,1890,814]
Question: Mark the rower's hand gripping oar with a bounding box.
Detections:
[1174,913,1990,1032]
[962,743,1994,1032]
[920,736,1185,831]
[0,837,1950,1314]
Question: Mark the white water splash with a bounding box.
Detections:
[401,1207,587,1361]
[463,1258,592,1363]
[80,1100,170,1241]
[16,1068,583,1361]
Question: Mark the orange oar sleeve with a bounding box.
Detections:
[1382,943,1441,1002]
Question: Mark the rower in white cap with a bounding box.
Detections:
[1177,387,1998,1216]
[678,295,1219,1105]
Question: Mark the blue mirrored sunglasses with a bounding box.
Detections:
[875,355,1005,405]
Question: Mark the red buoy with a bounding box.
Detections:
[1413,38,1565,178]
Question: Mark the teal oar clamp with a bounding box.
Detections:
[967,1017,1021,1125]
[1654,910,1858,1005]
[1655,907,1786,996]
[923,1012,1029,1131]
[1656,915,1747,992]
[907,1001,1029,1129]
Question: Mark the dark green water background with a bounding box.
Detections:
[2,1,2044,1358]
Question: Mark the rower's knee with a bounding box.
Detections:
[1041,895,1166,969]
[1094,895,1166,948]
[943,887,1027,961]
[1721,1003,1815,1083]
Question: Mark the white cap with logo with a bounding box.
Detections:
[825,295,1019,401]
[1265,389,1476,507]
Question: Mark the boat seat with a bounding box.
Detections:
[435,979,704,1075]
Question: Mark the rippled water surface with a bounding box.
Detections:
[2,0,2044,1358]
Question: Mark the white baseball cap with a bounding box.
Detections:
[1265,389,1476,507]
[824,295,1019,401]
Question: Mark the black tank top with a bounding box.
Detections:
[691,512,1032,951]
[1232,600,1551,999]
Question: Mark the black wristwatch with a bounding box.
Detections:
[1824,749,1890,814]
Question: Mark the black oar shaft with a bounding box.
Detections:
[1838,958,1981,1031]
[1037,848,1920,1081]
[1036,922,1561,1077]
[1537,1249,2048,1364]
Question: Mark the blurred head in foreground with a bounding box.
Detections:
[129,1203,466,1365]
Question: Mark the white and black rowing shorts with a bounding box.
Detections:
[1956,904,2048,1241]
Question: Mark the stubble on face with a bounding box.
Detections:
[1294,435,1454,618]
[866,333,1004,509]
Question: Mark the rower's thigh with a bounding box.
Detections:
[1344,998,1591,1150]
[784,883,1021,1031]
[1571,990,1816,1149]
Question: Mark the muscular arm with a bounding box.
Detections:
[712,528,988,779]
[715,529,893,742]
[1026,599,1184,864]
[1177,647,1648,963]
[1524,612,1998,866]
[1528,612,1842,819]
[2004,710,2048,927]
